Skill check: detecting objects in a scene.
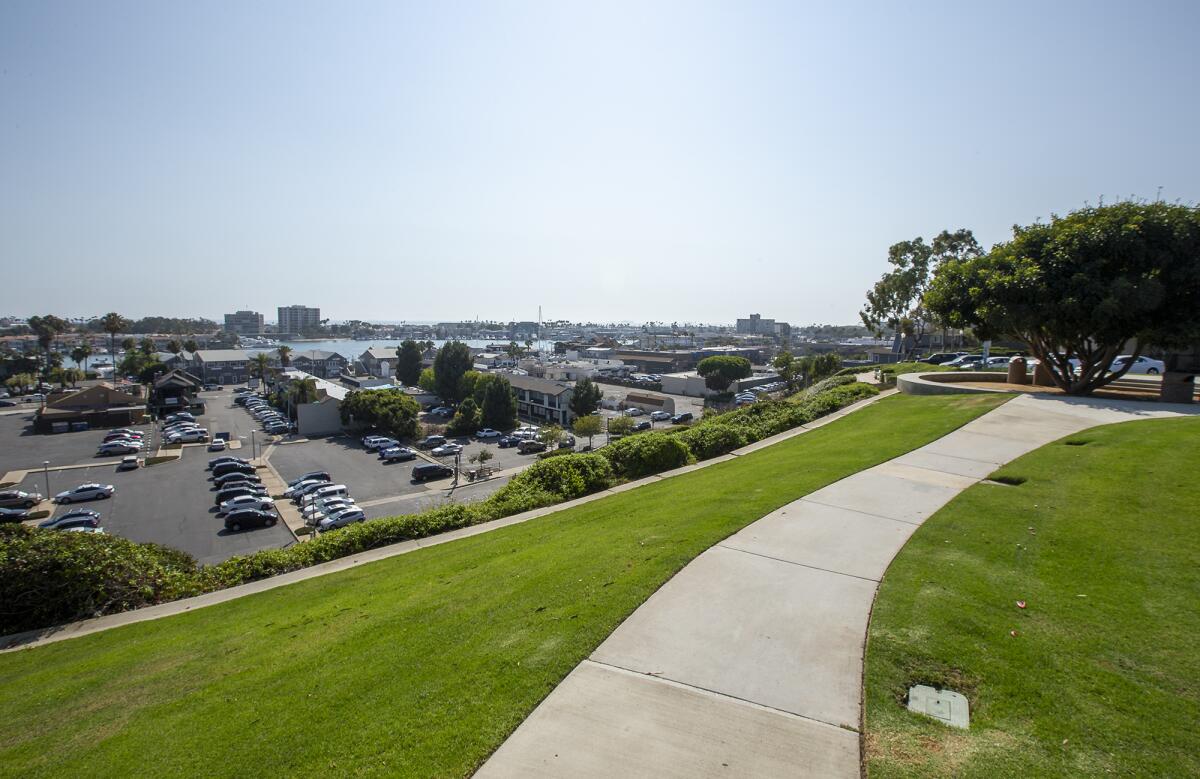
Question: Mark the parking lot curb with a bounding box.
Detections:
[254,452,304,542]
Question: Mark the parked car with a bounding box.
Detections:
[518,439,547,454]
[55,483,114,503]
[208,438,227,451]
[1111,355,1165,374]
[287,471,331,487]
[303,497,356,520]
[412,463,454,482]
[0,399,16,407]
[670,412,694,424]
[632,420,652,431]
[310,484,350,503]
[623,407,644,417]
[224,508,277,532]
[985,356,1011,367]
[316,507,366,531]
[39,509,101,529]
[210,455,251,470]
[98,441,141,456]
[649,410,672,421]
[430,406,454,417]
[165,412,195,423]
[417,435,446,449]
[920,352,968,365]
[212,461,256,479]
[559,434,576,448]
[497,435,519,448]
[168,429,210,443]
[0,490,43,509]
[291,481,334,503]
[363,436,399,451]
[116,456,140,472]
[103,430,144,442]
[0,507,30,523]
[942,354,983,368]
[215,471,262,487]
[215,484,268,506]
[431,443,463,457]
[219,495,275,514]
[476,428,502,439]
[379,446,416,462]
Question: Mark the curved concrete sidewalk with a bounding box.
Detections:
[479,393,1199,778]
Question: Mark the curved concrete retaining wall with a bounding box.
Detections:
[897,372,1012,396]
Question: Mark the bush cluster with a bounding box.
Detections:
[2,382,880,635]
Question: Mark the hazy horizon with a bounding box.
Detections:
[3,1,1199,324]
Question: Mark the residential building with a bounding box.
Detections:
[35,383,147,433]
[277,305,321,335]
[357,347,399,378]
[224,310,264,336]
[736,313,776,335]
[191,349,252,385]
[290,349,349,379]
[506,374,574,426]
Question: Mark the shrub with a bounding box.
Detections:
[676,424,748,460]
[0,525,201,635]
[601,432,691,478]
[536,446,573,460]
[501,453,613,501]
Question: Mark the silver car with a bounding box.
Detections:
[55,483,115,503]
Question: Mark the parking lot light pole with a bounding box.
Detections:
[43,461,50,499]
[251,430,257,462]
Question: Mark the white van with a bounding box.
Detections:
[312,484,350,502]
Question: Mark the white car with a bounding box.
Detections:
[649,410,672,421]
[284,479,325,498]
[476,428,501,439]
[1111,355,1165,375]
[55,483,114,503]
[317,507,367,531]
[208,438,227,451]
[219,495,274,514]
[431,443,463,457]
[623,407,645,416]
[98,441,140,455]
[168,428,209,443]
[303,497,356,520]
[362,436,397,451]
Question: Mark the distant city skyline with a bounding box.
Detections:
[3,2,1199,323]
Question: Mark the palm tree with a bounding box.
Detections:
[120,337,136,353]
[277,345,292,368]
[251,353,272,392]
[167,339,182,356]
[70,344,92,374]
[99,312,130,361]
[183,338,198,353]
[289,377,318,405]
[27,315,69,382]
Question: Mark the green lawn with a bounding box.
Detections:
[865,416,1200,777]
[0,393,1007,778]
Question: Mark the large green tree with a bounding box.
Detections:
[27,315,69,380]
[433,341,473,403]
[568,376,603,417]
[572,413,602,449]
[696,355,752,392]
[925,201,1200,394]
[479,374,519,431]
[860,230,981,358]
[339,389,421,439]
[395,340,424,386]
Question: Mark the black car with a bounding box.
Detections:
[39,510,101,529]
[497,436,519,448]
[417,435,447,449]
[633,420,652,431]
[0,507,29,523]
[287,471,331,487]
[215,484,268,506]
[670,412,694,424]
[209,455,250,471]
[215,479,262,495]
[412,463,454,482]
[214,471,262,487]
[224,509,277,531]
[212,462,256,479]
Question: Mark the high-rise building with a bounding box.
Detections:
[736,313,776,334]
[277,305,321,335]
[224,310,264,336]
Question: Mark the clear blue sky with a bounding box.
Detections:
[2,1,1197,325]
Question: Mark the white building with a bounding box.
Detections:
[277,370,346,436]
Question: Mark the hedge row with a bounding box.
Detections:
[0,382,879,635]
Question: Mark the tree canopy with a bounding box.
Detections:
[339,389,421,439]
[478,374,519,431]
[925,201,1200,394]
[568,376,603,417]
[696,355,752,392]
[860,230,981,357]
[395,340,424,387]
[433,342,473,403]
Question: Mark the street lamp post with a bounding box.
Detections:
[43,461,50,499]
[251,430,257,462]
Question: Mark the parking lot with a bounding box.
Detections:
[14,446,293,565]
[0,412,157,477]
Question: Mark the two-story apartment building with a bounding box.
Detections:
[507,374,574,427]
[291,349,349,379]
[357,347,398,378]
[191,349,253,384]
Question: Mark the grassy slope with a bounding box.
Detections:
[0,394,1007,778]
[865,417,1200,778]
